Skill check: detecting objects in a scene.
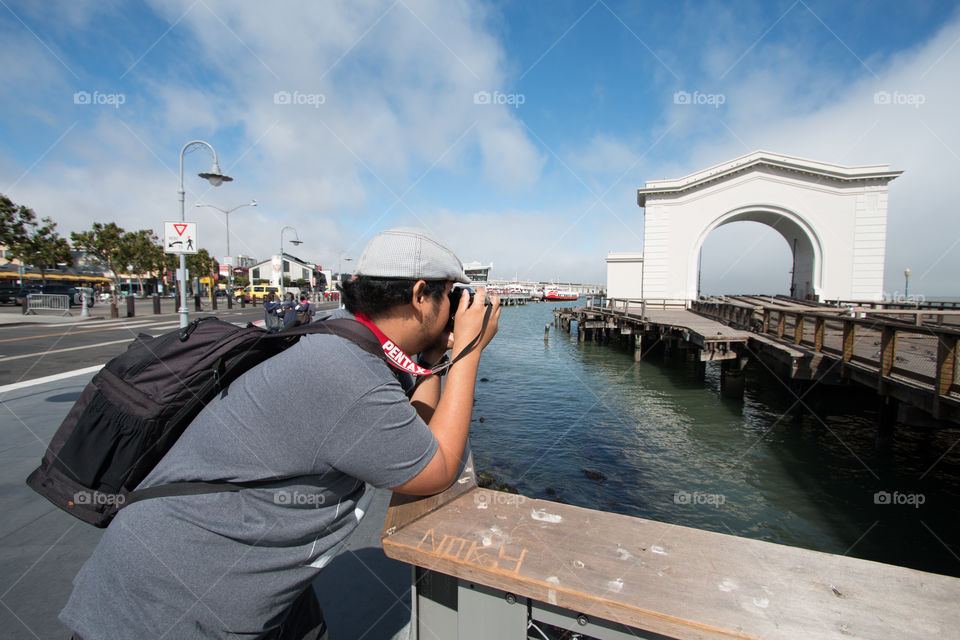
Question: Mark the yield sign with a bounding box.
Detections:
[163,221,198,254]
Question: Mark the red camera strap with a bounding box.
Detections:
[352,312,435,377]
[353,303,492,378]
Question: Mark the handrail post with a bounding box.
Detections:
[763,309,770,333]
[880,325,897,378]
[814,317,825,352]
[795,314,805,345]
[842,320,855,362]
[777,311,786,339]
[934,336,958,418]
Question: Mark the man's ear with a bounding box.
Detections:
[411,280,428,307]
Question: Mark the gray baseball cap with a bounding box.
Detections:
[354,227,470,283]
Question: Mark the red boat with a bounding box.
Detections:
[543,286,579,301]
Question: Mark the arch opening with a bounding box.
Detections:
[689,206,823,301]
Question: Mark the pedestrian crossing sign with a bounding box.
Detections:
[164,221,198,254]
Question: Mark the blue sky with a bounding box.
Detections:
[2,0,959,294]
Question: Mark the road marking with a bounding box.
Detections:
[0,338,134,362]
[0,364,104,394]
[0,321,178,343]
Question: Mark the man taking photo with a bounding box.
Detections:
[60,227,501,639]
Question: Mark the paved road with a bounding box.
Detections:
[0,299,340,386]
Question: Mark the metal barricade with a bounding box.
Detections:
[26,294,71,316]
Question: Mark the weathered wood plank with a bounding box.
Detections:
[383,488,960,640]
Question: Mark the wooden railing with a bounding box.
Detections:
[586,298,690,315]
[382,457,960,639]
[692,299,960,419]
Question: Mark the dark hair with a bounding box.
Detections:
[341,276,447,317]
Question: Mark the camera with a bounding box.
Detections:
[447,285,491,330]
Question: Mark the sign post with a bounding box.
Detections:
[165,221,199,328]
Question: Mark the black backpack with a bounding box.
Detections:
[25,315,388,527]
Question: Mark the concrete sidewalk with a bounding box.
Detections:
[0,371,412,639]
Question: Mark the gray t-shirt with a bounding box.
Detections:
[60,324,438,639]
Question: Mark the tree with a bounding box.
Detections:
[1,194,72,283]
[187,249,218,295]
[71,223,126,302]
[121,229,163,295]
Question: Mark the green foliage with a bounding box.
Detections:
[233,274,249,288]
[1,194,72,283]
[71,222,126,298]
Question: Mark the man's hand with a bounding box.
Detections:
[451,286,500,359]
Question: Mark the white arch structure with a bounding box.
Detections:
[637,151,902,302]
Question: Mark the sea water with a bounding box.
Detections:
[469,302,960,577]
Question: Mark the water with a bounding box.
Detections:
[468,302,960,578]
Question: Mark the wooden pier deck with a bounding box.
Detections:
[556,297,960,424]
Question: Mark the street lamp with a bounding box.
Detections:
[904,267,911,300]
[279,225,302,298]
[338,252,352,288]
[195,200,257,294]
[178,140,233,328]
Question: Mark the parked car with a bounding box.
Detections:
[0,283,21,304]
[235,285,280,304]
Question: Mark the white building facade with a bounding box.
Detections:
[636,151,902,302]
[605,252,644,300]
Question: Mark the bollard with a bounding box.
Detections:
[241,297,246,308]
[81,292,90,318]
[227,295,233,309]
[153,294,161,314]
[110,301,119,319]
[194,294,201,312]
[211,294,218,311]
[126,295,135,318]
[21,297,27,315]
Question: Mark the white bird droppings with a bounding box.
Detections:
[616,546,632,561]
[574,560,585,569]
[546,576,560,585]
[607,578,624,593]
[530,508,562,523]
[650,545,667,555]
[753,597,769,608]
[476,502,488,510]
[718,579,737,592]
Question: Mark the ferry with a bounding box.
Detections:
[542,286,579,301]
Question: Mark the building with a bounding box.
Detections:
[463,261,492,283]
[248,252,315,288]
[605,252,644,301]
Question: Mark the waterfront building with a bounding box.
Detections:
[462,261,492,283]
[635,150,901,302]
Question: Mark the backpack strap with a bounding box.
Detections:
[125,317,395,507]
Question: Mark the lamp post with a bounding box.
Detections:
[338,253,352,288]
[904,267,911,300]
[279,225,302,298]
[195,200,257,295]
[178,140,233,329]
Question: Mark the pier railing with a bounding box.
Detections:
[586,297,690,315]
[382,456,960,639]
[691,298,960,420]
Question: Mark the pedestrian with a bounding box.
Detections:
[59,226,501,639]
[280,292,298,328]
[296,293,314,325]
[262,292,282,331]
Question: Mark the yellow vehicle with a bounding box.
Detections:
[235,285,280,304]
